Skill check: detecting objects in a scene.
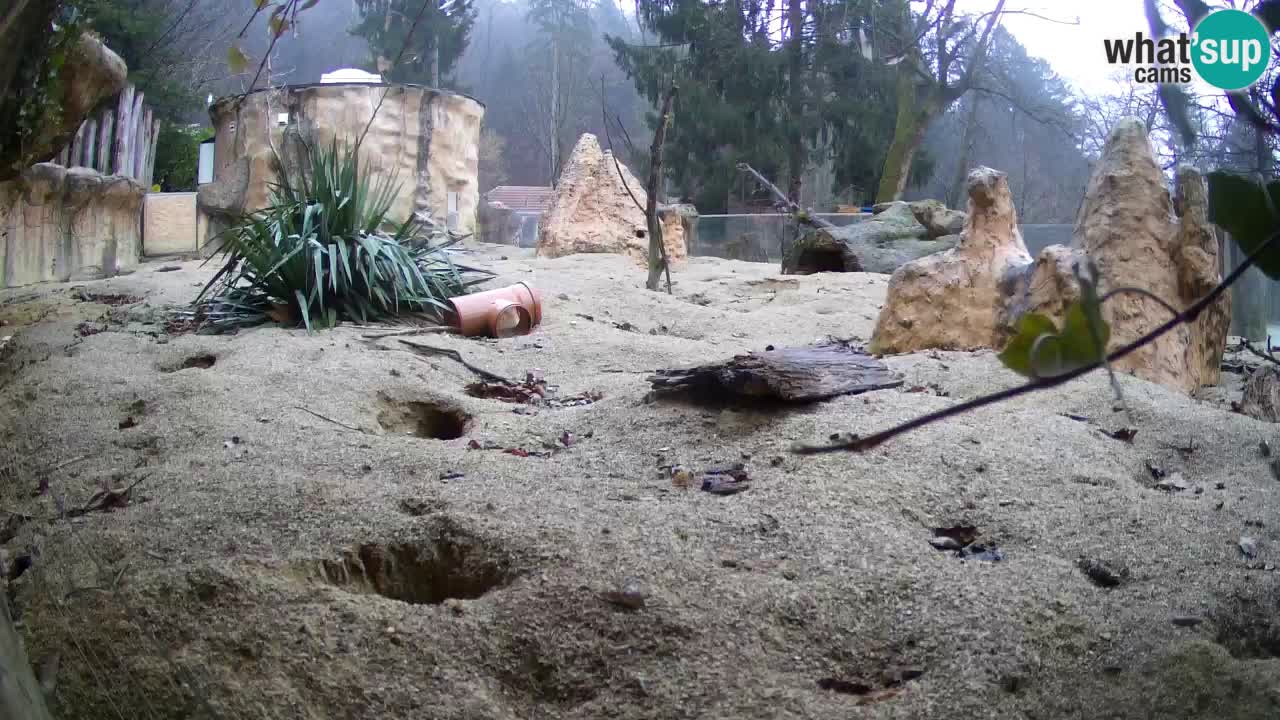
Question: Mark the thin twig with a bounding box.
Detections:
[67,476,147,518]
[397,340,516,385]
[793,230,1280,454]
[292,406,369,434]
[361,327,456,340]
[735,163,833,229]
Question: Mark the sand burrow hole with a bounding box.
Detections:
[311,532,514,605]
[376,393,472,439]
[161,353,217,372]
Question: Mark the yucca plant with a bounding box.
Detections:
[195,139,491,332]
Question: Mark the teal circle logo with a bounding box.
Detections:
[1191,9,1271,91]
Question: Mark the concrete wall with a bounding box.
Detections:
[200,83,484,236]
[143,192,208,255]
[1,164,143,288]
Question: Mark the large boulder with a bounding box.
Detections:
[478,200,517,245]
[870,168,1032,353]
[909,199,967,238]
[536,134,687,267]
[782,202,956,274]
[870,119,1231,396]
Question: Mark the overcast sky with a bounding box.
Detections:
[966,0,1155,95]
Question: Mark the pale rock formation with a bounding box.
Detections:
[870,168,1031,353]
[200,85,484,237]
[870,118,1230,396]
[535,134,688,267]
[1,164,144,288]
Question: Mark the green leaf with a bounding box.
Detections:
[999,302,1110,379]
[1206,171,1280,279]
[227,45,250,75]
[998,313,1059,377]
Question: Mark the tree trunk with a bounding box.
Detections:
[946,94,981,209]
[875,67,940,203]
[646,84,678,292]
[549,37,559,186]
[785,0,805,203]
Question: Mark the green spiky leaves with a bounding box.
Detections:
[195,140,491,332]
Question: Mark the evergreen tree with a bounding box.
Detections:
[608,0,899,211]
[353,0,477,86]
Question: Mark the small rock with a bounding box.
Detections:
[1155,473,1188,492]
[157,265,182,272]
[439,470,465,481]
[557,293,570,300]
[670,466,694,488]
[929,536,963,551]
[1240,536,1260,559]
[1078,558,1126,588]
[600,579,646,610]
[1171,615,1203,627]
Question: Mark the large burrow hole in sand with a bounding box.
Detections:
[376,395,472,439]
[313,536,514,605]
[789,247,851,274]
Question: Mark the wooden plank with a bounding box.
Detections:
[130,92,146,179]
[68,123,85,168]
[83,118,97,170]
[97,109,114,174]
[145,116,160,188]
[114,86,133,176]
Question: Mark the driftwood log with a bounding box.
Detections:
[648,341,903,401]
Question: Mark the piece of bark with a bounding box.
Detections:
[648,341,902,402]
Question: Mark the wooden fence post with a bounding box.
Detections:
[98,109,114,174]
[114,85,134,176]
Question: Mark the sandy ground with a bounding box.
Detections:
[2,246,1280,719]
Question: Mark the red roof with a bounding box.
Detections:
[485,185,555,212]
